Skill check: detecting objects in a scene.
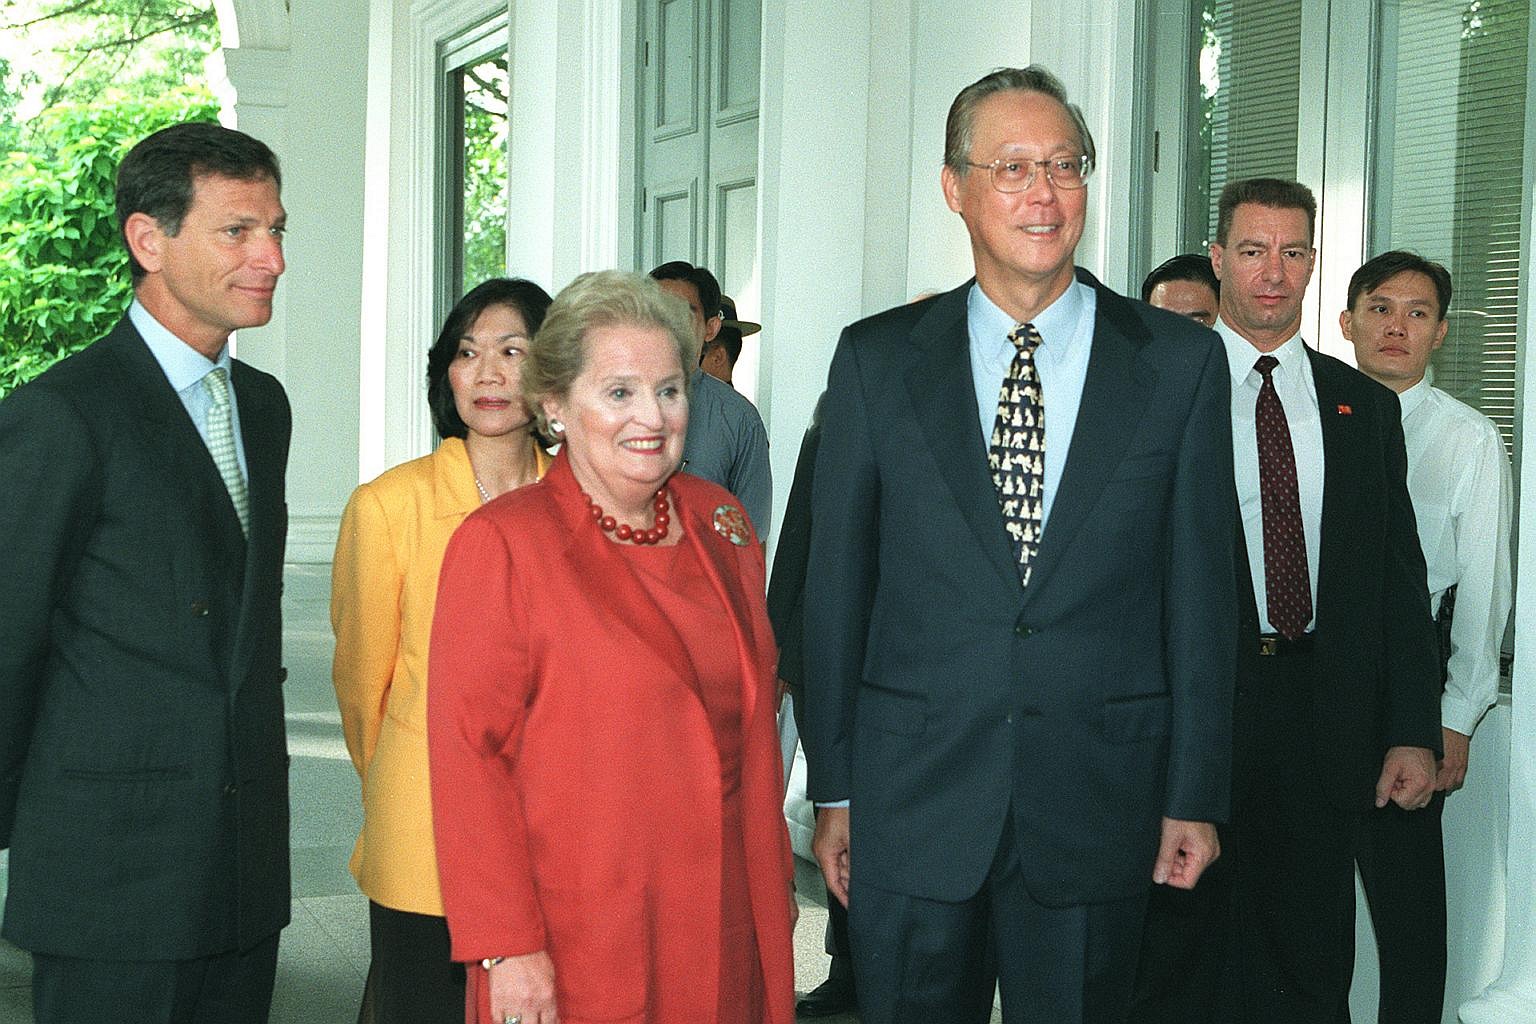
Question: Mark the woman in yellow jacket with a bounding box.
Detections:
[331,277,553,1023]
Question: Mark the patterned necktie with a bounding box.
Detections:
[1253,355,1310,638]
[988,323,1045,586]
[203,367,250,538]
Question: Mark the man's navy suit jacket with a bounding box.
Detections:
[0,315,292,958]
[803,269,1238,907]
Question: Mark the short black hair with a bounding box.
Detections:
[427,277,554,439]
[116,121,282,282]
[648,261,722,320]
[1141,253,1220,303]
[1215,178,1316,247]
[1346,250,1453,322]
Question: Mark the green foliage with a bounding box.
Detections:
[3,0,217,113]
[457,55,508,297]
[0,87,218,396]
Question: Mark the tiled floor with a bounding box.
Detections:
[0,565,879,1023]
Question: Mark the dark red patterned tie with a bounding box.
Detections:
[989,323,1044,586]
[1254,355,1312,638]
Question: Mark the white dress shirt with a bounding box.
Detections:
[1216,320,1324,634]
[1398,378,1513,735]
[967,278,1097,534]
[129,299,249,481]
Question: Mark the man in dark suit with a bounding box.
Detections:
[1158,179,1440,1022]
[801,65,1237,1024]
[0,122,292,1024]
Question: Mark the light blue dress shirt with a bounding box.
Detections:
[967,277,1096,534]
[817,278,1100,811]
[129,300,249,481]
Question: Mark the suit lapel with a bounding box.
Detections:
[1021,274,1155,604]
[107,322,242,543]
[904,284,1022,596]
[225,362,289,691]
[1306,347,1363,629]
[103,320,250,682]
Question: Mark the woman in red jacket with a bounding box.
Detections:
[428,269,795,1024]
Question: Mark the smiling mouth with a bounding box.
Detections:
[1023,225,1058,235]
[621,438,666,453]
[474,398,511,409]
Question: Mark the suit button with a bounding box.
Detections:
[190,601,209,617]
[1005,713,1014,724]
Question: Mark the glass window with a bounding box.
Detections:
[1370,0,1528,452]
[439,18,509,318]
[1196,0,1304,248]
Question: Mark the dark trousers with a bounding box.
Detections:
[364,901,465,1024]
[791,686,854,977]
[825,887,853,974]
[1127,865,1226,1023]
[849,811,1147,1024]
[32,932,280,1024]
[1356,792,1448,1023]
[1132,645,1357,1024]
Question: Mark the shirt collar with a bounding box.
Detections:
[968,276,1090,359]
[129,299,230,393]
[1215,317,1306,388]
[1398,376,1432,420]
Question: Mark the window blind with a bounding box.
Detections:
[1202,0,1304,246]
[1372,0,1528,454]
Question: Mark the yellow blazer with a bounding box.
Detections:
[330,436,550,914]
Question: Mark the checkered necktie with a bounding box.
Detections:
[1254,355,1310,638]
[203,367,250,538]
[988,323,1045,586]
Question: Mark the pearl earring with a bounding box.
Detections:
[550,419,564,434]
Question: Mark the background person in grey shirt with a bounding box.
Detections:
[650,260,773,537]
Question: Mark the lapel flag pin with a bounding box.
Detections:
[1336,404,1353,416]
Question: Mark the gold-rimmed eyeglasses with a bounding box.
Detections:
[963,154,1093,193]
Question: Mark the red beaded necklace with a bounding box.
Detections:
[584,488,671,545]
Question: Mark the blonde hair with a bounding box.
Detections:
[523,270,700,436]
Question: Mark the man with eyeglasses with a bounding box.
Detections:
[801,65,1235,1024]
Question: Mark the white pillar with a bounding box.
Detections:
[1459,14,1536,1022]
[207,45,291,385]
[210,0,368,563]
[756,0,878,534]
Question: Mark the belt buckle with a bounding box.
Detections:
[1258,635,1281,657]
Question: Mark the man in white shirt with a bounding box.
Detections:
[1341,250,1513,1023]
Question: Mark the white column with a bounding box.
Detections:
[210,0,368,563]
[756,0,877,537]
[207,45,291,384]
[1459,14,1536,1021]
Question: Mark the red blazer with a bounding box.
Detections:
[428,450,794,1024]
